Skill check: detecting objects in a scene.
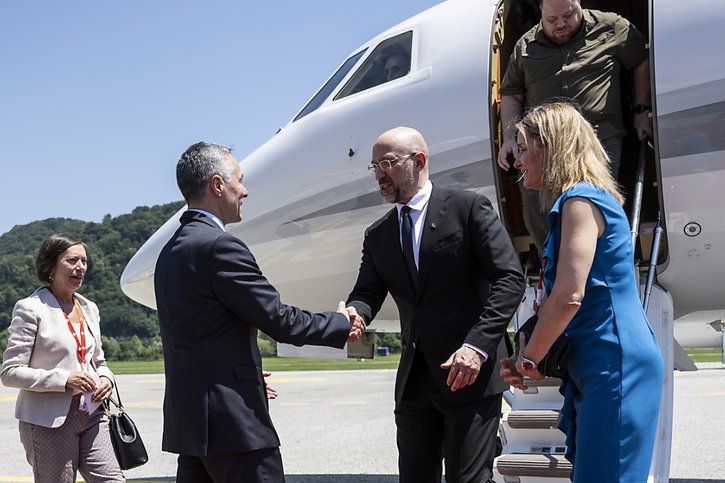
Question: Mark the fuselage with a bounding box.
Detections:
[121,0,725,344]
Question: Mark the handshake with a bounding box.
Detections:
[336,301,366,343]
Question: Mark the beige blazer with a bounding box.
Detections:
[1,287,114,428]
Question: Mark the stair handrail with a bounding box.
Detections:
[643,211,663,311]
[630,140,648,250]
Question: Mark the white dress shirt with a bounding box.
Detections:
[188,209,225,231]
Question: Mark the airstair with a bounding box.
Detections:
[493,142,674,482]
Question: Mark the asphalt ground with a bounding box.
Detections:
[1,365,724,482]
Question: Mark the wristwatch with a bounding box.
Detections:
[520,355,538,372]
[633,104,652,113]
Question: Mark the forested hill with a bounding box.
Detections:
[0,201,185,343]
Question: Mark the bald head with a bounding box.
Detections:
[371,127,430,204]
[375,126,429,156]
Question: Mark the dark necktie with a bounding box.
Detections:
[401,205,417,288]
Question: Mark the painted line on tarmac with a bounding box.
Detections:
[133,378,165,384]
[0,397,17,402]
[265,377,325,383]
[125,401,163,409]
[0,476,170,482]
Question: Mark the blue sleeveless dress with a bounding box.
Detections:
[542,182,664,482]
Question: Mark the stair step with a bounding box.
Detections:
[496,454,572,478]
[522,377,561,388]
[507,409,561,429]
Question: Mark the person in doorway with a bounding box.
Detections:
[497,0,652,253]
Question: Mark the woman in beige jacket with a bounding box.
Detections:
[1,234,124,482]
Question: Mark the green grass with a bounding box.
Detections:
[108,359,165,374]
[109,348,723,375]
[685,348,724,363]
[262,353,400,371]
[108,353,401,375]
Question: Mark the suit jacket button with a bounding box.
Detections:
[413,342,417,349]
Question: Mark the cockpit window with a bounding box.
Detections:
[334,31,413,100]
[293,48,367,122]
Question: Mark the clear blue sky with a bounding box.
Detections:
[0,0,443,236]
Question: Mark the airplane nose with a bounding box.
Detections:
[120,206,187,309]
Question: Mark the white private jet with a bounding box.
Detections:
[120,0,725,480]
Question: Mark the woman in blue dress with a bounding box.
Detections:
[500,102,664,482]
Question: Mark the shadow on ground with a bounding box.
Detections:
[286,477,398,483]
[128,478,725,483]
[127,476,399,483]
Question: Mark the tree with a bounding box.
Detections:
[0,200,184,357]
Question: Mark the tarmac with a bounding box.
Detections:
[1,363,723,482]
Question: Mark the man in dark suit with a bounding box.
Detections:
[155,142,362,483]
[347,127,525,483]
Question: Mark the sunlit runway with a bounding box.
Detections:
[1,366,723,482]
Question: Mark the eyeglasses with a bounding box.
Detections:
[367,153,416,174]
[385,64,408,78]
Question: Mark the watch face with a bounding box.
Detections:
[522,359,536,371]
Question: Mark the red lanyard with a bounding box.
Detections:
[48,289,87,366]
[533,258,548,315]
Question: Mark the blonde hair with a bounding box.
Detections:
[516,102,624,208]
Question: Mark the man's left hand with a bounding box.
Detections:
[440,346,485,392]
[263,371,278,400]
[633,111,653,140]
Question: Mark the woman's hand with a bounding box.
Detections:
[500,357,528,390]
[66,371,96,393]
[515,332,545,381]
[92,375,114,402]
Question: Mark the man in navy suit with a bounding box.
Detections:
[155,142,362,483]
[347,127,525,483]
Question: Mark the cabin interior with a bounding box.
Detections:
[489,0,665,278]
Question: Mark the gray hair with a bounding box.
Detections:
[176,142,234,202]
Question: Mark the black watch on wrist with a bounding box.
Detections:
[633,104,652,113]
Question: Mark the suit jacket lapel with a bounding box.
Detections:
[381,208,417,300]
[417,186,450,299]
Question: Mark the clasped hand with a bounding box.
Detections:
[337,302,365,343]
[66,371,113,402]
[499,332,544,391]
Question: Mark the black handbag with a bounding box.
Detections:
[104,383,149,470]
[515,314,572,378]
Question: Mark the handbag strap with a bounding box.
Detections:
[112,381,124,408]
[88,354,121,408]
[105,381,125,414]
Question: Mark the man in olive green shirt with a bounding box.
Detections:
[497,0,652,253]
